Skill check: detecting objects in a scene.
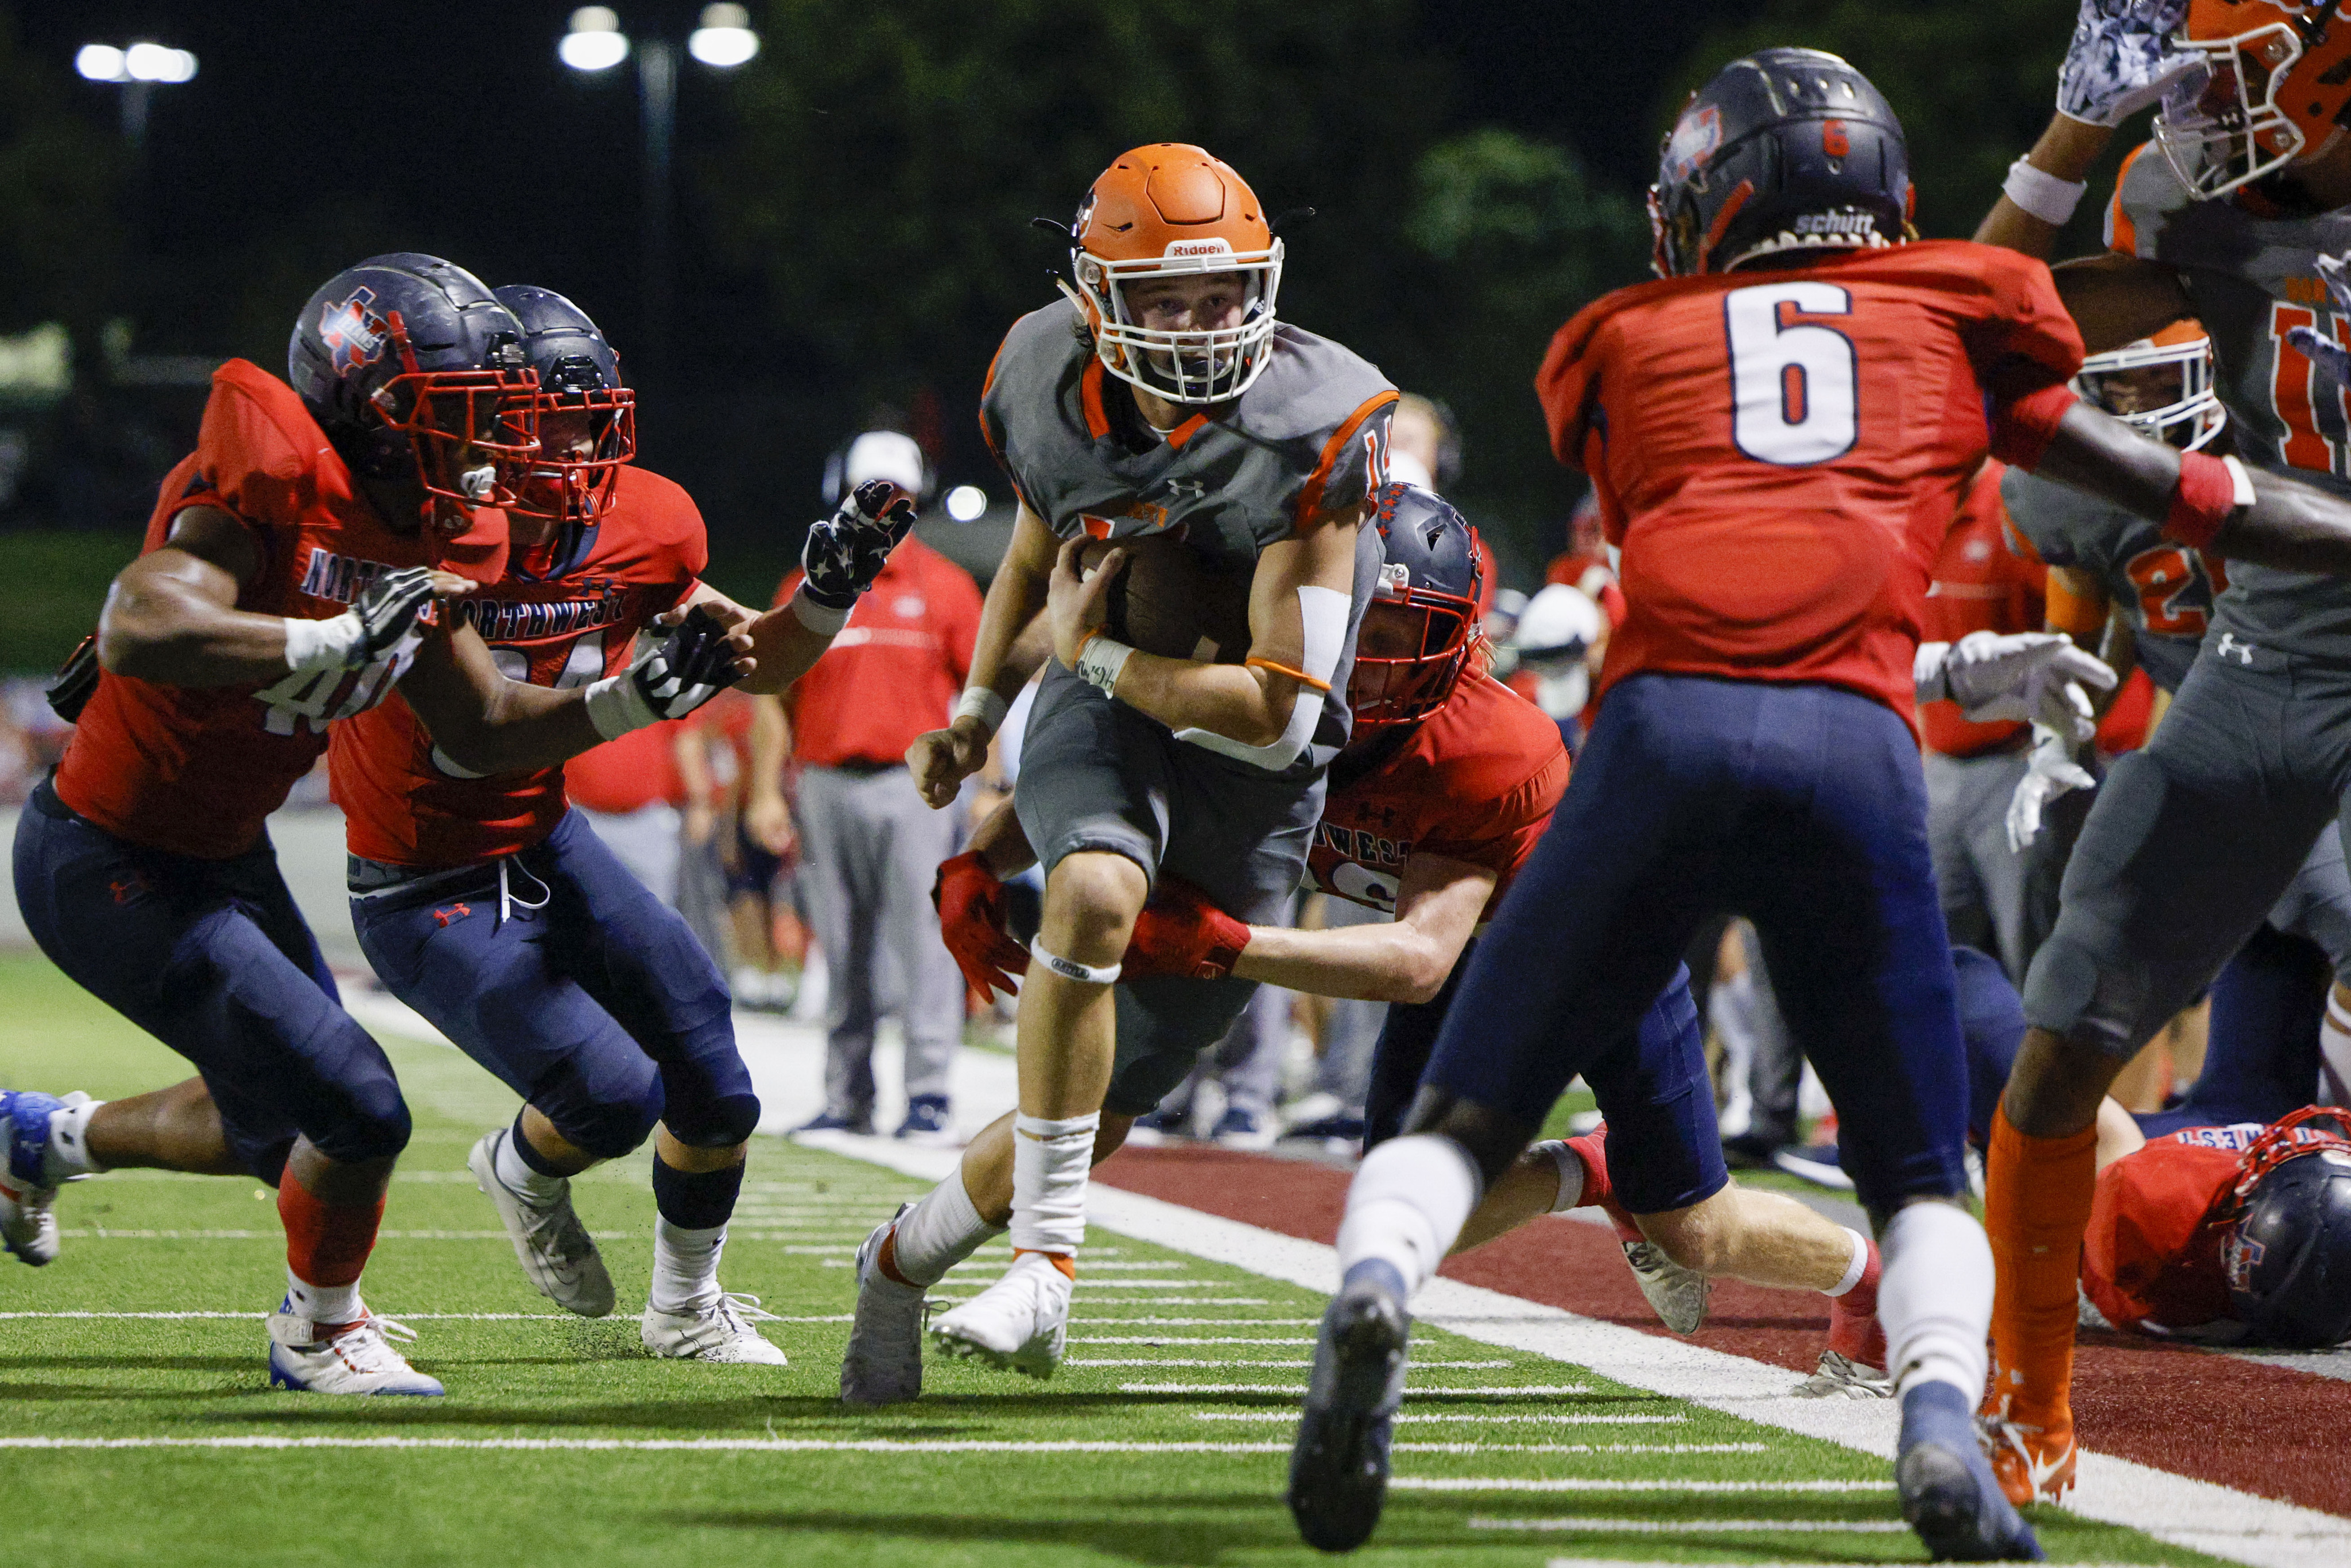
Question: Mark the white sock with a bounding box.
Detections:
[891,1171,1003,1287]
[1534,1139,1585,1213]
[650,1217,727,1314]
[1334,1133,1483,1297]
[286,1269,362,1330]
[1825,1226,1871,1297]
[1008,1112,1098,1255]
[2322,989,2351,1104]
[45,1095,105,1182]
[1877,1200,1992,1401]
[494,1126,568,1207]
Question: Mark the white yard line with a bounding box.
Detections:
[1194,1413,1692,1426]
[1394,1478,1888,1493]
[1116,1384,1595,1396]
[1472,1518,1915,1535]
[1070,1358,1512,1369]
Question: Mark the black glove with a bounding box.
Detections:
[801,479,917,609]
[629,606,744,721]
[351,566,440,665]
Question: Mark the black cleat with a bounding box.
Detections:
[1287,1261,1410,1553]
[1896,1383,2044,1562]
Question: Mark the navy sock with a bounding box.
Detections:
[651,1153,744,1231]
[510,1112,569,1178]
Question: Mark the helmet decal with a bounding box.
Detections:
[1661,105,1722,187]
[319,288,388,377]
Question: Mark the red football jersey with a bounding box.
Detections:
[329,463,707,867]
[1308,673,1568,918]
[53,359,443,860]
[1535,242,2082,731]
[2082,1122,2260,1336]
[1919,460,2046,756]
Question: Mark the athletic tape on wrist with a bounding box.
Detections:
[1074,629,1134,697]
[2001,157,2088,227]
[955,685,1008,735]
[583,671,659,740]
[790,583,852,635]
[1537,1140,1586,1213]
[2164,451,2250,548]
[1028,936,1120,985]
[284,614,363,674]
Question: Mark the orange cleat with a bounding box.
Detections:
[1980,1406,2077,1507]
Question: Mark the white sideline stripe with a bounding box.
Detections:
[814,1120,2351,1568]
[1117,1384,1593,1397]
[1474,1518,1915,1536]
[1194,1414,1692,1426]
[1394,1478,1888,1494]
[1071,1359,1511,1369]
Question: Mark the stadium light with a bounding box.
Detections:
[75,45,124,81]
[945,485,990,523]
[688,5,760,68]
[77,42,197,85]
[559,7,631,72]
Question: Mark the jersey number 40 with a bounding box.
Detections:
[1725,282,1858,467]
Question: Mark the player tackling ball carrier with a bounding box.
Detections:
[1286,48,2351,1562]
[874,143,1395,1384]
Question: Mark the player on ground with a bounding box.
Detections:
[1286,46,2351,1560]
[1,253,744,1395]
[332,284,910,1364]
[1975,0,2351,1507]
[888,144,1396,1380]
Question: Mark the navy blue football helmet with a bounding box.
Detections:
[494,284,636,525]
[2224,1108,2351,1349]
[1650,48,1912,278]
[288,253,538,511]
[1349,482,1484,730]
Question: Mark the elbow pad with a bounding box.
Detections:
[1175,585,1348,773]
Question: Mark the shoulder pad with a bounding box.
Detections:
[1233,326,1396,446]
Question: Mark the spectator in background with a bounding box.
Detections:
[1546,490,1627,628]
[566,715,689,909]
[1384,394,1459,494]
[675,689,801,1010]
[748,431,983,1142]
[1508,583,1606,754]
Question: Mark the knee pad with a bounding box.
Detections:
[546,1065,665,1160]
[315,1084,412,1166]
[662,1089,762,1149]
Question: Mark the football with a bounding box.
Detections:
[1075,534,1255,664]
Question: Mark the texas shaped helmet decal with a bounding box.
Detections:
[1661,104,1722,187]
[319,287,389,377]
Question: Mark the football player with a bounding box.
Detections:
[894,144,1395,1377]
[1289,45,2351,1561]
[329,284,911,1364]
[1,254,745,1395]
[1976,0,2351,1507]
[871,487,1893,1414]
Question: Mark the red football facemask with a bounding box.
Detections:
[1346,572,1483,731]
[367,309,540,527]
[505,387,638,524]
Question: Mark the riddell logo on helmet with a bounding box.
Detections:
[320,288,388,376]
[1164,239,1234,258]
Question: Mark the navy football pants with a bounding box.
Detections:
[1423,674,1970,1220]
[352,810,756,1158]
[12,779,409,1183]
[1363,942,1726,1217]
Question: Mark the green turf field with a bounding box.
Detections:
[0,952,2232,1567]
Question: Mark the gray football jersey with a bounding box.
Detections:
[2112,145,2351,659]
[2000,466,2217,693]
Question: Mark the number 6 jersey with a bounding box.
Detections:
[52,359,445,860]
[1534,241,2082,728]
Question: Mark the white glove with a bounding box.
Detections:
[2007,724,2100,853]
[2287,252,2351,395]
[1917,631,2118,742]
[2057,0,2195,127]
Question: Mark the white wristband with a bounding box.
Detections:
[790,583,852,636]
[283,614,364,674]
[955,686,1009,735]
[1029,936,1121,985]
[2002,157,2088,227]
[1074,632,1134,698]
[582,672,658,740]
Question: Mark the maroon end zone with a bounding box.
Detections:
[1092,1142,2351,1517]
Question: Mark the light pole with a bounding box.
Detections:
[560,6,759,395]
[75,41,198,158]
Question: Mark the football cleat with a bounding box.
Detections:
[894,1095,957,1146]
[1,1089,76,1267]
[1621,1239,1711,1334]
[1289,1260,1411,1554]
[928,1251,1071,1377]
[1793,1348,1894,1399]
[1981,1408,2078,1508]
[1209,1105,1278,1151]
[643,1291,790,1364]
[841,1204,930,1404]
[1897,1382,2043,1561]
[266,1299,446,1396]
[467,1127,614,1318]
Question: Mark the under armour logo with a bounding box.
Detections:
[2217,632,2256,666]
[1162,478,1207,502]
[108,875,150,906]
[432,902,473,927]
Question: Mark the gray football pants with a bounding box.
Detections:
[2025,648,2351,1058]
[1924,744,2033,987]
[795,763,964,1120]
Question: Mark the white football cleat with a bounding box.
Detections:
[643,1292,790,1364]
[1621,1239,1712,1335]
[467,1128,615,1317]
[841,1204,929,1404]
[266,1299,446,1396]
[929,1251,1070,1378]
[0,1089,82,1267]
[1793,1347,1895,1399]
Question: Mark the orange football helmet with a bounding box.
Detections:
[1061,144,1283,405]
[2075,318,2227,449]
[2155,1,2351,199]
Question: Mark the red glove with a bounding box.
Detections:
[933,851,1029,999]
[1122,876,1252,980]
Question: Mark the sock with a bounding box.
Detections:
[45,1096,106,1181]
[277,1174,382,1330]
[1826,1233,1887,1369]
[495,1116,569,1206]
[1334,1133,1483,1297]
[885,1171,1003,1287]
[1983,1106,2097,1426]
[1008,1112,1097,1256]
[1539,1131,1642,1243]
[2323,989,2351,1104]
[1878,1200,1993,1403]
[649,1154,744,1313]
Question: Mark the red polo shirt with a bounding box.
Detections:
[773,535,983,769]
